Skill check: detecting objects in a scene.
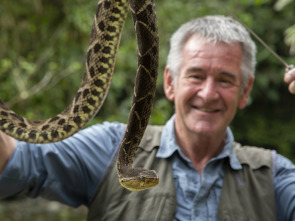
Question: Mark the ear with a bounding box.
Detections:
[164,67,175,101]
[238,75,254,109]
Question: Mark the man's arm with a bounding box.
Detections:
[274,68,295,220]
[0,122,125,206]
[274,153,295,220]
[0,131,16,174]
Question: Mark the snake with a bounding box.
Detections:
[0,0,159,191]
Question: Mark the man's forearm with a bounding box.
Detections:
[0,131,16,174]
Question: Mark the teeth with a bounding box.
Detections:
[198,108,217,112]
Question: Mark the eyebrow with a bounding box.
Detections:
[185,67,204,74]
[186,67,238,81]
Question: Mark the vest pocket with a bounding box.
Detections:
[98,194,175,221]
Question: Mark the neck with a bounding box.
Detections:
[175,126,226,175]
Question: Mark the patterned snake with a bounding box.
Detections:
[0,0,159,191]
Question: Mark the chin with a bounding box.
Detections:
[189,124,216,136]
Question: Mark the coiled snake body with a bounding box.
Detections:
[0,0,159,191]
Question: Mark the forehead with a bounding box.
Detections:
[182,35,243,72]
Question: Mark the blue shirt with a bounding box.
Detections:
[0,116,295,220]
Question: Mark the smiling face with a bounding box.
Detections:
[164,35,254,139]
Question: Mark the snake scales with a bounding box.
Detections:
[0,0,159,191]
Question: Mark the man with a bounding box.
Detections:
[1,15,295,220]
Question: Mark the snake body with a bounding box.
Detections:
[0,0,159,191]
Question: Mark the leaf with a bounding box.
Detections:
[274,0,293,10]
[285,25,295,55]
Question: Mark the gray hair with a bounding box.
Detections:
[166,15,257,88]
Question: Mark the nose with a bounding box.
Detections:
[198,78,219,101]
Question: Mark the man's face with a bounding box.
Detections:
[164,35,254,138]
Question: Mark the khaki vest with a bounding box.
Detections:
[87,125,277,221]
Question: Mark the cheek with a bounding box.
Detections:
[221,89,241,108]
[174,86,196,111]
[179,81,200,96]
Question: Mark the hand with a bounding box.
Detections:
[284,65,295,94]
[0,131,16,174]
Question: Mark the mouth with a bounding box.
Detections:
[193,106,221,113]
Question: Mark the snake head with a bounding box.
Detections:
[119,167,159,192]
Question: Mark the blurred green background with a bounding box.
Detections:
[0,0,295,220]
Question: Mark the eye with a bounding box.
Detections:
[187,74,205,84]
[217,78,235,88]
[184,68,205,82]
[192,74,204,80]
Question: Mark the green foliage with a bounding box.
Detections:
[1,0,295,219]
[275,0,295,54]
[0,0,295,155]
[0,197,87,220]
[274,0,293,10]
[285,25,295,54]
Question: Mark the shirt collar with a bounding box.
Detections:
[156,115,242,170]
